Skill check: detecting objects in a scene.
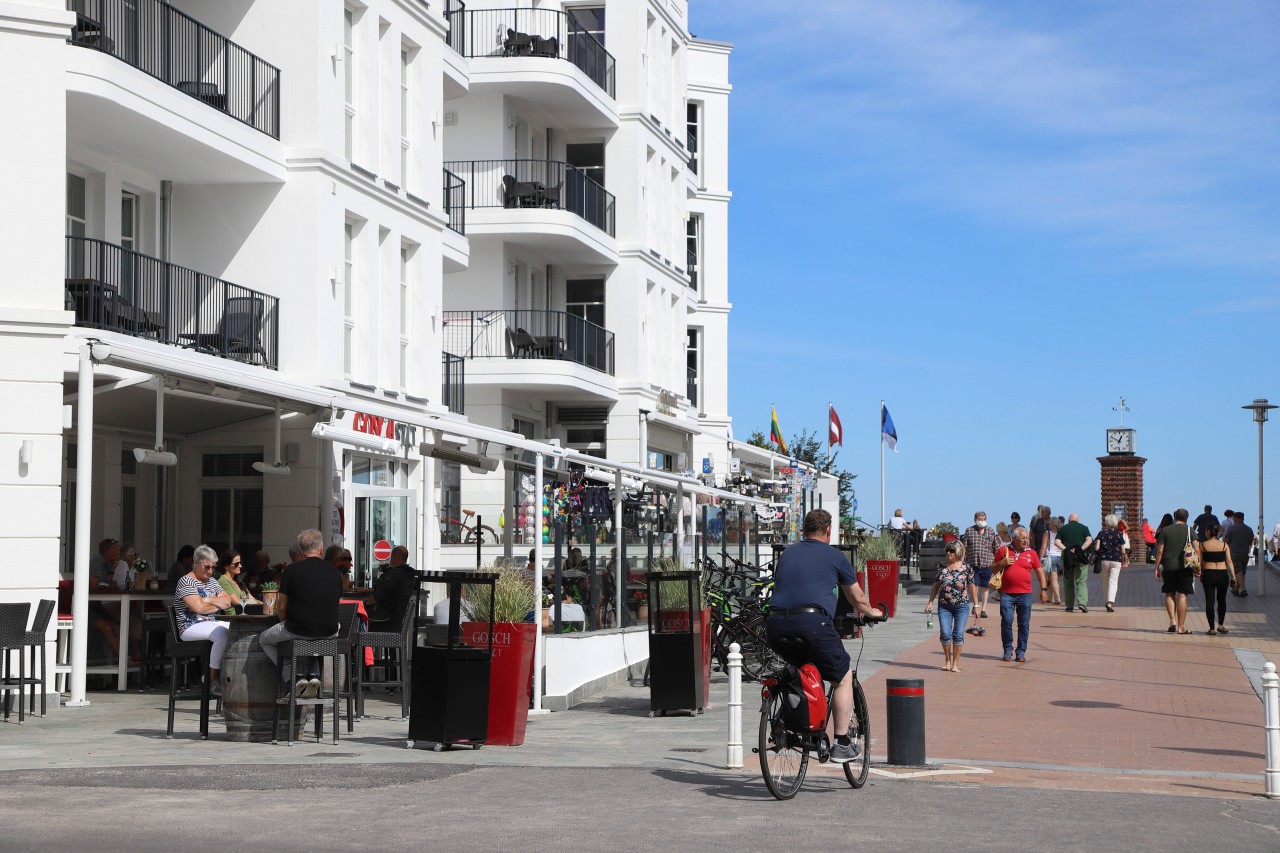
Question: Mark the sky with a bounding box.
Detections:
[690,0,1280,531]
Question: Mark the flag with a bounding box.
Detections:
[770,405,788,454]
[881,403,897,451]
[829,405,843,447]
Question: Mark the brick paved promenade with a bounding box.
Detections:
[857,562,1279,798]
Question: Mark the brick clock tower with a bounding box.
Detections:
[1098,427,1146,560]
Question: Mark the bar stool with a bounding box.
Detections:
[10,600,54,716]
[357,597,416,719]
[0,603,31,724]
[272,603,358,745]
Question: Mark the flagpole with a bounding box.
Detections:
[826,402,831,470]
[880,400,885,529]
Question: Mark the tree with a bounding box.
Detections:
[743,427,856,523]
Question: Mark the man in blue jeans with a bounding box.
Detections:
[993,526,1048,662]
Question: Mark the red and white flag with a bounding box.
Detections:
[829,404,843,447]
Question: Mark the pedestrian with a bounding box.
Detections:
[1142,517,1157,563]
[1008,511,1022,533]
[993,526,1048,662]
[1195,523,1236,634]
[1155,512,1174,540]
[260,529,343,698]
[961,511,1000,622]
[1153,508,1195,634]
[1192,505,1218,543]
[1222,511,1253,597]
[1095,515,1127,612]
[1029,506,1050,567]
[1221,510,1234,535]
[1042,515,1063,605]
[1055,513,1094,613]
[924,540,973,673]
[995,521,1011,549]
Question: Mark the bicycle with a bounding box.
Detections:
[440,508,499,545]
[755,609,887,800]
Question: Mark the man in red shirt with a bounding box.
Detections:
[993,526,1048,662]
[1142,518,1157,564]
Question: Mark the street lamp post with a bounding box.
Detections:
[1242,399,1277,597]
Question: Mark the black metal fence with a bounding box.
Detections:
[443,159,615,237]
[442,352,465,415]
[442,167,465,235]
[442,309,614,375]
[67,0,280,138]
[445,6,615,98]
[66,235,280,369]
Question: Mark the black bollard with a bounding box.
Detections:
[885,678,927,766]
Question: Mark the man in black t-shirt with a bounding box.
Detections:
[1222,511,1255,596]
[259,528,342,698]
[368,545,417,631]
[1192,505,1219,543]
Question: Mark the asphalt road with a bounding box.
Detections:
[3,763,1277,851]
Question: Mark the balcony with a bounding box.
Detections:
[443,167,466,235]
[442,352,466,415]
[443,310,614,377]
[446,6,615,98]
[66,236,279,369]
[67,0,280,139]
[445,159,615,237]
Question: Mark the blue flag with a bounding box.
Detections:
[881,404,898,451]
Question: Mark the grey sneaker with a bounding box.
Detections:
[830,740,862,763]
[293,678,310,698]
[304,677,322,699]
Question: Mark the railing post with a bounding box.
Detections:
[1265,661,1280,798]
[726,642,742,768]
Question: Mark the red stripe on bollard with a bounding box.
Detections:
[886,686,924,697]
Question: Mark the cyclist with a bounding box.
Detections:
[765,508,882,762]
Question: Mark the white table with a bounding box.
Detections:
[87,589,172,691]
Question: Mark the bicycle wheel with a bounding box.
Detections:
[759,690,808,800]
[738,614,783,681]
[843,679,871,788]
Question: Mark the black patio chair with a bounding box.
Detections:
[178,295,268,364]
[356,593,417,720]
[0,603,31,724]
[164,605,217,740]
[8,600,54,717]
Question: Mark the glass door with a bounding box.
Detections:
[351,487,415,587]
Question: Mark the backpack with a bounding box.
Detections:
[780,664,827,733]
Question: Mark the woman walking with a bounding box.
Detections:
[1195,523,1237,635]
[1096,515,1128,612]
[1041,516,1064,605]
[924,540,974,672]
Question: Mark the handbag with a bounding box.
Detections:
[988,546,1011,591]
[1182,530,1200,572]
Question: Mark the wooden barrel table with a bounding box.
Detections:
[219,615,281,742]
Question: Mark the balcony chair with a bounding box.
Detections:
[178,295,268,364]
[176,81,227,110]
[532,36,559,58]
[507,327,539,358]
[540,182,562,208]
[0,603,31,724]
[503,28,534,56]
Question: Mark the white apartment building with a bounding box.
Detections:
[0,0,753,712]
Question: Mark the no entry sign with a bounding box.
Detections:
[373,539,393,561]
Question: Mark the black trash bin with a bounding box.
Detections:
[407,571,496,750]
[645,570,707,717]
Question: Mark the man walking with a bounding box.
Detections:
[1223,510,1254,597]
[961,511,1000,623]
[1193,505,1219,543]
[1055,513,1094,613]
[1029,506,1050,561]
[1154,508,1195,633]
[260,529,343,697]
[993,527,1048,662]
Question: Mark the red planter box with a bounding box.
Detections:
[461,622,536,746]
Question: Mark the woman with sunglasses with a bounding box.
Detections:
[215,549,259,613]
[324,544,355,591]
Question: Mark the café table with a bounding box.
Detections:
[87,587,173,691]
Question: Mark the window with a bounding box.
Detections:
[66,174,87,238]
[566,142,605,189]
[344,220,356,376]
[400,45,412,187]
[686,328,700,409]
[399,242,413,390]
[686,102,700,175]
[200,451,265,557]
[120,191,139,299]
[686,215,701,292]
[568,6,605,45]
[647,449,674,472]
[352,455,406,487]
[565,279,605,327]
[566,426,606,458]
[344,7,357,160]
[440,462,462,543]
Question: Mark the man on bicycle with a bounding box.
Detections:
[765,509,883,762]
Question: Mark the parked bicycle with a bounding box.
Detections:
[756,610,886,800]
[440,508,499,545]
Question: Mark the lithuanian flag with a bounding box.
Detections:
[770,405,788,454]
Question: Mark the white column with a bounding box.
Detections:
[1264,661,1279,798]
[726,642,742,768]
[615,468,624,628]
[68,344,95,706]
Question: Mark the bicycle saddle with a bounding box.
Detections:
[462,509,476,517]
[772,635,809,667]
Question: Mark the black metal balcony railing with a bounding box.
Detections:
[67,0,281,139]
[443,167,466,235]
[66,235,280,369]
[443,309,614,376]
[687,366,698,407]
[442,352,466,415]
[445,6,615,98]
[444,159,615,237]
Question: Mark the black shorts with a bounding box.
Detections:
[765,611,849,684]
[1161,569,1194,595]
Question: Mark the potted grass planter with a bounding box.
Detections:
[460,568,538,746]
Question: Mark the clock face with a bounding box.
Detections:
[1107,430,1132,453]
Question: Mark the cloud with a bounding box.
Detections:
[700,0,1280,272]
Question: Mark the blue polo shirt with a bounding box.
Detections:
[769,539,857,618]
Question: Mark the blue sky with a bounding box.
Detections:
[691,0,1280,531]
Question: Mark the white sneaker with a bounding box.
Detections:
[302,677,321,699]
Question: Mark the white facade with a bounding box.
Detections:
[0,0,745,710]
